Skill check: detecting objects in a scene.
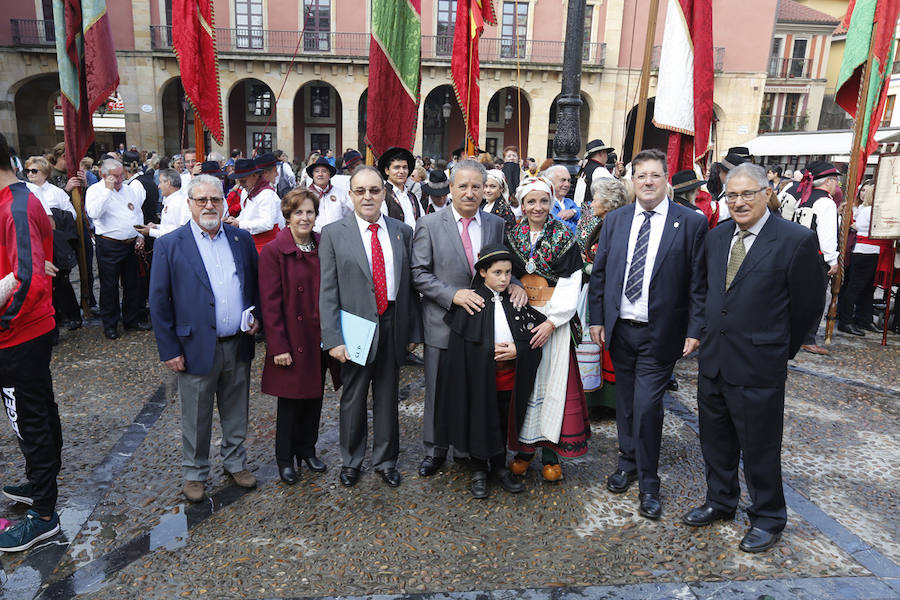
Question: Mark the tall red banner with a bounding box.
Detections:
[173,0,224,144]
[451,0,496,150]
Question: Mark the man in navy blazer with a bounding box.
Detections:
[588,149,707,520]
[149,174,260,503]
[682,163,824,553]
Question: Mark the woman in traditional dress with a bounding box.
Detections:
[505,176,590,482]
[483,169,518,231]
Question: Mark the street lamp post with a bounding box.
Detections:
[552,0,585,179]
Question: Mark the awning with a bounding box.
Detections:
[745,128,900,157]
[54,113,126,133]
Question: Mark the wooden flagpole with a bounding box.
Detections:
[825,19,879,344]
[70,187,92,318]
[193,109,206,161]
[633,0,660,156]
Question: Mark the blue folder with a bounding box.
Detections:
[340,310,377,366]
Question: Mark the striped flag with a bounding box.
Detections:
[52,0,119,178]
[173,0,224,144]
[835,0,900,180]
[652,0,713,174]
[451,0,496,150]
[366,0,422,157]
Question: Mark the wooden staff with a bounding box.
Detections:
[825,20,879,344]
[366,147,375,166]
[193,109,206,160]
[633,0,660,157]
[70,186,92,318]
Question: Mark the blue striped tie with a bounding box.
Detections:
[624,211,653,303]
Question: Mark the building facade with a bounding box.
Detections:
[2,0,776,164]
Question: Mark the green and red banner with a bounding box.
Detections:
[451,0,496,150]
[173,0,224,145]
[366,0,421,157]
[52,0,119,178]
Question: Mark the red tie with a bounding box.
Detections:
[368,223,388,315]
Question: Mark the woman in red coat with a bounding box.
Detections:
[259,188,338,484]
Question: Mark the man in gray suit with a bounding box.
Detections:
[411,159,527,477]
[319,165,422,488]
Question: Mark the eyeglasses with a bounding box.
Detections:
[351,186,384,196]
[724,188,765,203]
[634,173,665,182]
[24,169,40,175]
[191,196,224,206]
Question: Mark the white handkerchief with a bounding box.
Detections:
[0,272,17,308]
[240,306,256,332]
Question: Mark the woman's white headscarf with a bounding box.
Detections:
[485,169,509,202]
[515,175,553,205]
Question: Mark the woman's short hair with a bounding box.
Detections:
[862,183,874,207]
[590,177,627,211]
[620,178,635,204]
[281,187,319,220]
[25,155,51,178]
[412,166,426,181]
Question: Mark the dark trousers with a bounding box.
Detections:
[838,253,878,327]
[96,236,142,330]
[83,221,96,306]
[0,332,62,516]
[52,269,81,324]
[608,320,675,495]
[698,372,786,533]
[339,304,399,471]
[275,396,323,468]
[471,390,511,473]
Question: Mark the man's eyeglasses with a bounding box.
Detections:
[351,187,384,196]
[24,169,39,175]
[191,196,224,206]
[724,188,765,203]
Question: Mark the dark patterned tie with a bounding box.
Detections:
[726,230,751,289]
[624,211,653,303]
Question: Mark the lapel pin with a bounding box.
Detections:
[234,235,239,241]
[674,222,680,228]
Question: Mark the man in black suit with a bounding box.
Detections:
[588,149,707,520]
[682,163,825,553]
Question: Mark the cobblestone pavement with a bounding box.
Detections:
[0,321,897,599]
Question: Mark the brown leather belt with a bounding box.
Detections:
[520,274,553,307]
[496,359,515,371]
[97,234,135,244]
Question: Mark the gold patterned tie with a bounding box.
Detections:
[725,230,751,289]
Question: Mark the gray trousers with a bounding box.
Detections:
[339,305,400,471]
[422,344,447,459]
[176,337,250,481]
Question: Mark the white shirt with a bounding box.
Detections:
[355,212,397,300]
[277,162,296,188]
[311,184,353,233]
[331,173,351,193]
[811,196,839,265]
[127,174,147,207]
[853,205,881,254]
[150,190,190,238]
[619,198,670,322]
[391,183,419,228]
[26,181,75,218]
[491,289,514,344]
[450,204,483,259]
[180,171,192,192]
[84,180,143,240]
[728,208,770,262]
[239,187,285,234]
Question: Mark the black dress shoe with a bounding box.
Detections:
[495,468,524,494]
[339,467,360,487]
[606,469,638,493]
[739,526,781,553]
[302,456,327,472]
[838,323,866,337]
[682,502,736,527]
[279,466,299,485]
[125,320,152,332]
[418,456,445,477]
[404,351,424,366]
[377,467,402,488]
[64,319,83,331]
[104,328,119,340]
[667,375,679,391]
[638,492,662,519]
[860,322,882,333]
[470,471,489,499]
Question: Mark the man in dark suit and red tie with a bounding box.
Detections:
[682,163,825,553]
[319,165,422,489]
[588,149,707,520]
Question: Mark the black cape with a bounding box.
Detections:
[433,285,546,459]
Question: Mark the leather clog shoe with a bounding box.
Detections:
[279,466,299,485]
[303,456,327,473]
[541,464,563,482]
[378,467,402,488]
[682,502,735,527]
[509,456,532,476]
[495,468,524,494]
[104,328,119,340]
[838,323,866,337]
[739,526,781,553]
[339,466,360,487]
[606,469,638,493]
[470,471,489,499]
[418,456,444,477]
[638,492,662,519]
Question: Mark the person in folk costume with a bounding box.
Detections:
[378,147,423,228]
[707,152,747,227]
[483,169,517,231]
[671,170,707,216]
[434,245,545,498]
[573,139,615,210]
[305,156,353,233]
[421,170,451,214]
[504,176,590,483]
[500,146,521,199]
[225,154,286,254]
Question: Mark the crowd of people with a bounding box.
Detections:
[0,128,897,559]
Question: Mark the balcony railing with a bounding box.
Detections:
[149,26,606,66]
[11,19,55,46]
[651,46,726,72]
[767,57,811,79]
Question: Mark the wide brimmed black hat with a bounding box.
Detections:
[199,160,225,177]
[306,156,336,178]
[377,147,415,178]
[254,152,278,171]
[471,244,515,287]
[585,139,614,156]
[806,160,840,180]
[122,150,141,170]
[230,158,262,179]
[720,153,747,171]
[727,146,752,160]
[421,169,450,197]
[672,169,706,193]
[342,150,363,170]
